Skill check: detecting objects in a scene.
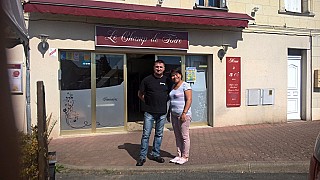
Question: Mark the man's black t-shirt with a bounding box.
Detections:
[139,74,170,114]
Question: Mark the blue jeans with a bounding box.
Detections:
[139,112,166,160]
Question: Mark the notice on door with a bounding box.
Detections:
[226,57,241,107]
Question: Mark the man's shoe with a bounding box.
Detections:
[136,159,146,166]
[150,156,165,163]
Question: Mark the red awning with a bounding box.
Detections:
[24,0,253,28]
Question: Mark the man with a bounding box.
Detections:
[136,59,171,166]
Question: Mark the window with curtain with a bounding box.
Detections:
[284,0,311,13]
[284,0,301,12]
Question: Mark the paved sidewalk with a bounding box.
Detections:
[49,121,320,173]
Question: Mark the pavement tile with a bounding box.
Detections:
[49,121,320,173]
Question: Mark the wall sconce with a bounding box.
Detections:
[157,0,164,6]
[217,44,229,62]
[251,7,259,17]
[38,34,49,58]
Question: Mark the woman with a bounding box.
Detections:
[168,68,192,165]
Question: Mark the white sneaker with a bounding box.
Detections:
[169,157,181,163]
[176,157,188,165]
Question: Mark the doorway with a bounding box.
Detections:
[287,53,302,120]
[127,54,155,122]
[126,54,182,122]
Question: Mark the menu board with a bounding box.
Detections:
[8,64,23,93]
[226,57,241,107]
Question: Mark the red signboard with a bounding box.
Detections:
[226,57,241,107]
[95,26,188,50]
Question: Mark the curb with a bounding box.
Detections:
[58,161,310,174]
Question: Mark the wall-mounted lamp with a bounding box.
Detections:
[38,34,49,58]
[251,7,259,17]
[217,44,229,62]
[157,0,164,6]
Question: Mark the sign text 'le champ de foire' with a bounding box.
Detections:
[95,26,189,50]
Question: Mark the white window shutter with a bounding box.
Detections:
[302,0,308,12]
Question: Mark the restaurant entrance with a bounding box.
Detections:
[127,54,155,122]
[126,54,182,122]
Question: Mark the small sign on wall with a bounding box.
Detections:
[226,57,241,107]
[49,48,57,57]
[8,64,23,93]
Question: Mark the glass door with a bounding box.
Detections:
[95,54,125,128]
[185,55,208,122]
[158,55,208,123]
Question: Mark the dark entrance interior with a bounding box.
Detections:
[127,54,155,122]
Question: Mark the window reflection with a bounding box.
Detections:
[60,51,91,90]
[95,54,124,88]
[157,56,181,78]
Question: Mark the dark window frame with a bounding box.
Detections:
[195,0,227,9]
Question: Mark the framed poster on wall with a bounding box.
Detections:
[8,64,23,93]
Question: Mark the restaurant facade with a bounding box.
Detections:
[7,0,320,137]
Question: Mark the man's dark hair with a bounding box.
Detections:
[154,59,165,66]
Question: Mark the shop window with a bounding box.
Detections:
[59,52,125,130]
[60,51,91,90]
[60,51,92,130]
[195,0,227,8]
[95,54,124,88]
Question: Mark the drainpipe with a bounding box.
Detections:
[24,40,31,133]
[309,30,313,121]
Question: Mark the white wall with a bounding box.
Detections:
[187,29,311,127]
[28,20,95,137]
[214,32,310,126]
[312,35,320,120]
